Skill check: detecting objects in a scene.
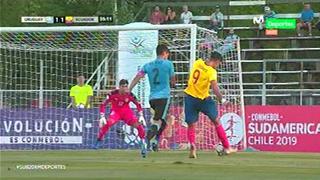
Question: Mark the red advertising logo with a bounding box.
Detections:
[245,106,320,152]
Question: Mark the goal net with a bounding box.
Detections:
[0,24,245,150]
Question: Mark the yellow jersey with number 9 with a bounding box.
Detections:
[184,59,217,100]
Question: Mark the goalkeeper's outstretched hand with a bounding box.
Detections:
[99,113,107,128]
[138,112,146,127]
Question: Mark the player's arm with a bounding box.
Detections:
[85,96,92,108]
[209,68,227,104]
[169,61,176,88]
[70,96,76,108]
[69,86,77,108]
[99,94,110,115]
[129,69,145,91]
[98,93,111,127]
[130,93,143,113]
[211,80,228,105]
[130,93,146,126]
[211,80,223,102]
[171,76,176,88]
[85,85,93,108]
[129,74,143,91]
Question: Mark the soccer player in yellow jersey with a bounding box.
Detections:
[69,75,93,108]
[184,51,237,158]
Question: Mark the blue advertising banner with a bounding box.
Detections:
[0,108,151,150]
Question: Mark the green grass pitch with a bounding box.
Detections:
[1,150,320,180]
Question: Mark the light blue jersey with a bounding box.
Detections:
[141,58,175,100]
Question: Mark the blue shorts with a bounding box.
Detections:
[184,93,218,125]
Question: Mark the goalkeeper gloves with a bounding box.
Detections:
[99,113,107,128]
[138,111,146,127]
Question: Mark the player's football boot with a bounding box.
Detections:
[215,144,226,156]
[140,140,147,158]
[146,139,151,151]
[146,124,158,141]
[93,139,102,149]
[149,138,159,152]
[151,142,159,152]
[225,147,237,155]
[189,144,197,159]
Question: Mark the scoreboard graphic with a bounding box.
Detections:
[21,15,113,24]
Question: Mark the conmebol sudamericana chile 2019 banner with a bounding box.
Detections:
[245,106,320,152]
[1,106,319,152]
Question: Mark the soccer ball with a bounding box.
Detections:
[215,144,226,156]
[77,104,85,108]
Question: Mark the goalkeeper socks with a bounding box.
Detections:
[155,135,160,142]
[187,126,196,146]
[157,119,167,137]
[146,124,158,140]
[215,124,230,149]
[136,124,146,139]
[97,122,111,140]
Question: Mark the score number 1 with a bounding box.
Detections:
[54,16,65,23]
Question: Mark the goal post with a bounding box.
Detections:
[0,24,245,150]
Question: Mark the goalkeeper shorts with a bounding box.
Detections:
[109,109,138,126]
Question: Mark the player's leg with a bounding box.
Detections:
[200,97,237,155]
[147,98,170,151]
[134,122,147,158]
[184,94,200,158]
[94,111,120,149]
[123,110,147,158]
[124,110,146,140]
[147,100,160,141]
[187,122,197,158]
[155,119,167,141]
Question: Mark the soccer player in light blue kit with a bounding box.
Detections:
[129,44,175,151]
